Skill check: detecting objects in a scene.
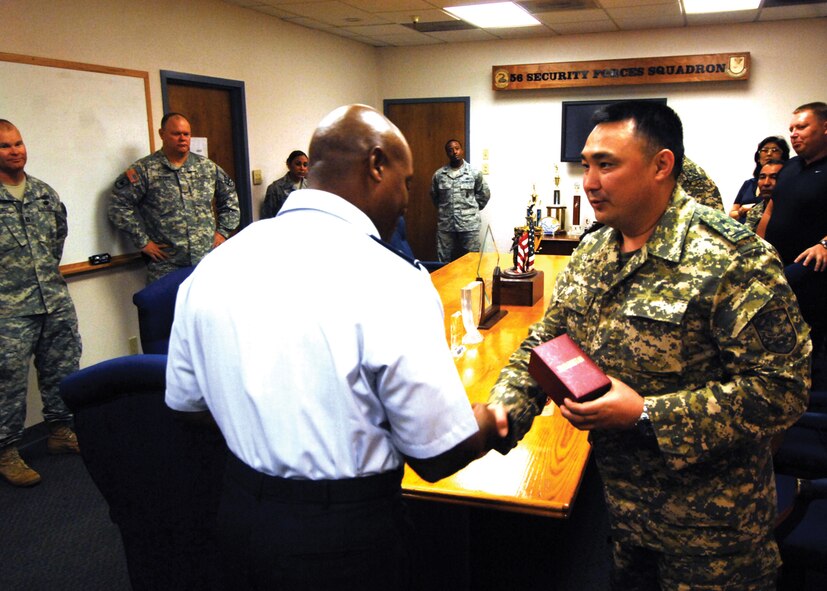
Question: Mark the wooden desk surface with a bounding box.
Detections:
[401,254,591,518]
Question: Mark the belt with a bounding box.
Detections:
[226,454,403,504]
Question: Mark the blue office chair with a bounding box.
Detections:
[775,475,827,590]
[132,265,196,354]
[390,216,446,273]
[774,391,827,481]
[59,354,227,591]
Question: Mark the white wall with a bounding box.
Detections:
[377,19,827,250]
[5,0,380,425]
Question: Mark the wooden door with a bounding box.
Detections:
[385,100,467,261]
[166,84,236,183]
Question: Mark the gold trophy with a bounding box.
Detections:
[545,165,566,235]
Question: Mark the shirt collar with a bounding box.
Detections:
[278,189,380,238]
[643,186,694,264]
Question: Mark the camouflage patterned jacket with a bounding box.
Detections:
[260,173,308,219]
[0,176,73,317]
[678,156,724,211]
[744,199,767,232]
[430,160,490,232]
[108,150,240,269]
[490,188,811,555]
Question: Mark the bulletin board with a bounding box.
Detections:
[0,52,154,273]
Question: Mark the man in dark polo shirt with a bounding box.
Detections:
[764,101,827,387]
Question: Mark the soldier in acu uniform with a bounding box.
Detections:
[0,120,82,487]
[108,113,240,284]
[430,139,490,263]
[490,101,811,590]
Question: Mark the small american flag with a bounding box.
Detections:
[517,231,534,273]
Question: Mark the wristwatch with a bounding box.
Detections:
[635,401,655,439]
[820,239,827,249]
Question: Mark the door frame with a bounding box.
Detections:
[383,96,471,156]
[160,70,253,228]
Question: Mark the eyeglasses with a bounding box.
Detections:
[759,147,781,154]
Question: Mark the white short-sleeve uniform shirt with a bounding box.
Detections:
[166,189,478,479]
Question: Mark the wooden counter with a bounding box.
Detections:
[401,253,591,517]
[538,232,580,256]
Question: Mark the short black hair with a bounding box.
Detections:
[752,136,790,177]
[591,101,685,180]
[444,139,462,150]
[286,150,307,165]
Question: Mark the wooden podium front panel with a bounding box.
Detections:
[402,254,591,518]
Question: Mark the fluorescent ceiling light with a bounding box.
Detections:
[444,2,540,28]
[684,0,760,14]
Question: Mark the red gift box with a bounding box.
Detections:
[528,333,611,407]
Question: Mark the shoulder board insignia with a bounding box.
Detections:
[697,206,752,243]
[370,235,423,270]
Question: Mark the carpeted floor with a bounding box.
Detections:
[0,424,130,591]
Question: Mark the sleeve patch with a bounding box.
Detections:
[730,279,772,336]
[126,168,139,184]
[752,307,797,354]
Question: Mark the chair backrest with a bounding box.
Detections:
[390,216,446,273]
[132,266,196,354]
[775,475,827,585]
[774,401,827,481]
[60,354,227,591]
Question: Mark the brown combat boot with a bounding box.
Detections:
[0,446,42,487]
[47,423,80,455]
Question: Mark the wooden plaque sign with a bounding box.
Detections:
[493,53,749,91]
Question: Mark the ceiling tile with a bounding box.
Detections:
[225,0,827,46]
[550,19,620,32]
[758,3,827,19]
[534,8,612,23]
[373,9,458,24]
[614,14,685,27]
[344,0,436,10]
[596,0,677,7]
[491,25,561,37]
[425,28,502,42]
[341,23,418,35]
[606,4,682,18]
[686,10,758,25]
[368,32,447,46]
[276,1,390,26]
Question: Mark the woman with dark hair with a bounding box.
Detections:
[260,150,309,219]
[729,136,790,223]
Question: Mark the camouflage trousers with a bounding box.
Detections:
[0,303,81,448]
[436,229,480,263]
[146,258,194,285]
[610,538,780,590]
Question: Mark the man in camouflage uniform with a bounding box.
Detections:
[108,113,240,283]
[678,155,723,210]
[0,120,82,487]
[430,139,490,262]
[490,102,811,589]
